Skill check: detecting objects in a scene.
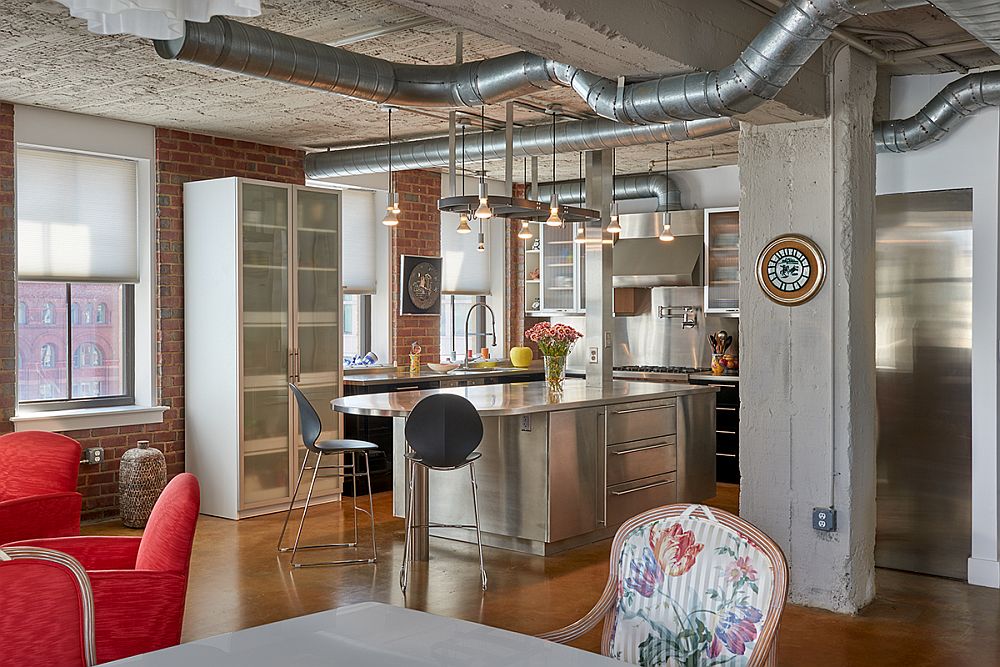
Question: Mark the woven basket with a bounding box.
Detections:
[119,440,166,528]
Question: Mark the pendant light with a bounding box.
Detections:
[545,109,563,226]
[659,142,675,242]
[606,147,622,235]
[474,106,493,219]
[574,152,587,244]
[457,124,472,233]
[518,156,533,240]
[381,107,399,226]
[477,220,486,252]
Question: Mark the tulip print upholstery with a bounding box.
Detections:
[539,505,788,667]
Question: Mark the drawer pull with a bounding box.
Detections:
[613,442,672,456]
[611,480,673,496]
[718,430,738,435]
[395,385,421,391]
[717,406,737,412]
[717,452,737,458]
[612,404,672,415]
[708,384,733,388]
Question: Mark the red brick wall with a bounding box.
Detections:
[0,104,14,431]
[0,114,305,521]
[390,170,442,365]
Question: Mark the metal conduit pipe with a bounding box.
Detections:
[567,0,927,124]
[153,16,568,108]
[305,116,739,178]
[528,174,681,212]
[875,71,1000,152]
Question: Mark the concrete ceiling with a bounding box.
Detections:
[0,1,994,182]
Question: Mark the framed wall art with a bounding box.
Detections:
[399,255,442,315]
[755,234,826,306]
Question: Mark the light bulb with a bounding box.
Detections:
[545,193,562,226]
[477,232,486,252]
[659,221,675,242]
[381,196,399,226]
[457,212,472,234]
[475,180,492,219]
[606,213,622,235]
[517,220,533,240]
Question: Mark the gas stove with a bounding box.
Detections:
[612,365,711,382]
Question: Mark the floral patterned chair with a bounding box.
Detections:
[539,504,788,667]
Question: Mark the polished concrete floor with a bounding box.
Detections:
[89,483,1000,666]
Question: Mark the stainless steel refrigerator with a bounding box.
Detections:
[875,188,972,580]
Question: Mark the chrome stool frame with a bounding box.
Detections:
[278,384,379,568]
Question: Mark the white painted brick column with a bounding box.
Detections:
[737,46,878,613]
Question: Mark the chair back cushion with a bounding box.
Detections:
[0,431,82,500]
[135,473,200,573]
[404,394,483,467]
[607,505,786,666]
[0,547,96,667]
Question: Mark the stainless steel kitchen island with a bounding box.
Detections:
[332,379,716,559]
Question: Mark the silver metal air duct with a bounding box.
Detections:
[153,16,566,107]
[929,0,1000,58]
[875,71,1000,152]
[529,174,680,211]
[568,0,926,124]
[305,116,737,178]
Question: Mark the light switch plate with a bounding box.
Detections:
[604,332,612,347]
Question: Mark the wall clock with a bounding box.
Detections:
[399,255,442,315]
[755,234,826,306]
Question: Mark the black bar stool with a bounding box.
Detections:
[278,383,379,567]
[399,393,487,592]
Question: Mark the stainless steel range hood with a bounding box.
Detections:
[612,211,703,288]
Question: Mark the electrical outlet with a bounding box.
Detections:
[520,415,531,432]
[82,447,104,465]
[604,331,612,348]
[588,347,599,363]
[812,507,836,532]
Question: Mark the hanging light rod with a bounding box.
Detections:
[439,194,599,223]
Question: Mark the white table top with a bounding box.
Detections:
[104,601,619,666]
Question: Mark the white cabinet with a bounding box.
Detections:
[524,221,586,315]
[704,207,740,314]
[184,177,343,519]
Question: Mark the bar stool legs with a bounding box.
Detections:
[276,451,378,568]
[399,458,487,593]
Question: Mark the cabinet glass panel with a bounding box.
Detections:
[542,223,576,311]
[244,451,290,504]
[296,189,340,379]
[242,388,289,453]
[706,209,740,312]
[293,383,342,495]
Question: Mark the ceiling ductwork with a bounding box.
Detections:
[304,116,737,178]
[875,71,1000,152]
[928,0,1000,59]
[529,174,680,212]
[154,16,568,107]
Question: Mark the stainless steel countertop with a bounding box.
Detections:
[343,366,541,385]
[689,374,740,383]
[332,378,716,417]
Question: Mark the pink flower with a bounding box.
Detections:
[725,556,758,583]
[649,522,704,577]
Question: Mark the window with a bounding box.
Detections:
[343,294,371,360]
[440,294,487,362]
[17,302,27,325]
[15,146,139,410]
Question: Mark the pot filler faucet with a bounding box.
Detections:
[464,302,497,368]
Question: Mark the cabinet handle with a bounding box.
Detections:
[611,479,673,496]
[717,406,737,412]
[395,385,420,391]
[708,384,733,389]
[612,404,672,415]
[718,430,738,435]
[717,452,737,458]
[289,351,297,382]
[613,442,672,456]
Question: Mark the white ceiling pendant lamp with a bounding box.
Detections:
[474,106,494,220]
[456,126,472,234]
[606,148,622,235]
[55,1,261,39]
[544,107,563,227]
[517,220,533,240]
[659,141,674,242]
[381,107,400,227]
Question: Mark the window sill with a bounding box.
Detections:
[11,405,168,432]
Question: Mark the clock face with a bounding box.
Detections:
[407,261,441,310]
[756,235,826,305]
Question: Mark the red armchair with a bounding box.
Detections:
[7,473,201,664]
[0,545,97,667]
[0,430,83,544]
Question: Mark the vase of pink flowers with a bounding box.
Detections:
[525,322,583,390]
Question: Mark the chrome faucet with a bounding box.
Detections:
[463,302,497,369]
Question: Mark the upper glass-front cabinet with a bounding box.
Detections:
[704,207,740,314]
[525,221,585,315]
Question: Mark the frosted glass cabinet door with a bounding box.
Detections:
[296,188,341,383]
[705,208,740,313]
[541,223,576,311]
[241,181,291,505]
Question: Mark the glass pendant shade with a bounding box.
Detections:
[474,180,492,219]
[545,193,562,226]
[606,209,622,235]
[382,192,400,226]
[55,0,260,38]
[517,221,533,240]
[659,215,675,242]
[457,212,472,234]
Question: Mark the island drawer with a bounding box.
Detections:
[607,472,677,527]
[607,436,677,486]
[607,400,677,444]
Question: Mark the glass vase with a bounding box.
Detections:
[543,355,567,390]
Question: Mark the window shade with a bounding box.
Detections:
[17,147,139,283]
[441,212,491,295]
[341,189,377,294]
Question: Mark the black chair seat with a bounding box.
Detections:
[315,438,380,453]
[405,450,481,470]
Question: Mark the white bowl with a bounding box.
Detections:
[427,363,460,373]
